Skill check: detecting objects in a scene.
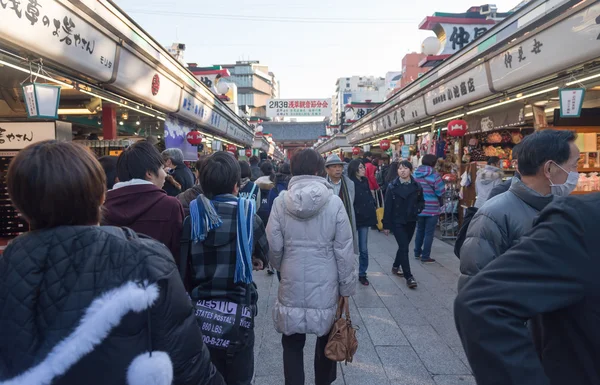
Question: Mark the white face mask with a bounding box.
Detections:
[548,161,579,197]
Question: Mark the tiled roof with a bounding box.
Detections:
[261,122,327,142]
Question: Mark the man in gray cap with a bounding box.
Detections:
[325,154,358,254]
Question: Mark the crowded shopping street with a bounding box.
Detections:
[2,0,600,384]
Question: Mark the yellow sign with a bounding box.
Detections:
[109,150,123,156]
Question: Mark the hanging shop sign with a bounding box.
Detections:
[352,147,361,156]
[466,104,525,133]
[424,64,490,116]
[559,88,585,118]
[488,3,600,92]
[113,49,182,113]
[245,148,252,157]
[379,139,391,151]
[375,97,428,135]
[22,83,61,119]
[164,116,199,161]
[226,144,237,153]
[0,0,118,82]
[186,130,203,145]
[0,122,56,150]
[179,91,231,135]
[532,105,549,129]
[266,99,332,118]
[401,145,410,159]
[227,122,254,145]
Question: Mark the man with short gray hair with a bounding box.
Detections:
[162,148,195,197]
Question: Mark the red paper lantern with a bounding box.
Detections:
[352,147,361,156]
[245,148,252,157]
[379,139,391,151]
[227,144,237,153]
[442,173,457,183]
[447,120,468,137]
[186,130,202,146]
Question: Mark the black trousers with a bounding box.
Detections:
[393,222,417,279]
[282,333,337,385]
[208,330,255,385]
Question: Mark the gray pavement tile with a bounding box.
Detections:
[433,375,477,385]
[449,345,472,373]
[353,283,386,308]
[400,325,470,375]
[359,307,409,346]
[377,346,435,385]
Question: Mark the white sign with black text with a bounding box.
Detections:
[0,122,56,150]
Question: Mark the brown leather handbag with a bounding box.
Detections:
[324,297,358,364]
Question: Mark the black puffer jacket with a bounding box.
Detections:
[0,226,224,385]
[382,177,424,229]
[350,175,377,228]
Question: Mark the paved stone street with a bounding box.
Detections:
[253,229,473,385]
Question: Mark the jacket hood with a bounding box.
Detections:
[284,176,333,220]
[104,184,170,226]
[477,165,503,185]
[414,165,434,178]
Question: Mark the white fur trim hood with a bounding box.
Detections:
[0,281,173,385]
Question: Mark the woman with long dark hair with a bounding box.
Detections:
[348,159,377,286]
[382,160,424,289]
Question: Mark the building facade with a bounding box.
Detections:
[332,76,387,125]
[216,61,279,119]
[400,53,428,89]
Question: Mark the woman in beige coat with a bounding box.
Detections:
[266,149,357,385]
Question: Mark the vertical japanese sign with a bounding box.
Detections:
[439,23,491,55]
[0,122,56,150]
[559,88,585,118]
[266,99,332,117]
[0,0,117,82]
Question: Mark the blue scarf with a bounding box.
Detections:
[189,194,255,284]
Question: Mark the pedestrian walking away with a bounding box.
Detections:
[103,140,184,262]
[0,141,224,385]
[162,148,196,197]
[181,152,269,385]
[473,156,503,208]
[382,160,424,289]
[348,159,377,286]
[413,154,445,263]
[266,149,357,385]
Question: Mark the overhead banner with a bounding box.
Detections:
[466,104,526,134]
[559,88,585,118]
[266,99,332,117]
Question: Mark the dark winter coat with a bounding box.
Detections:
[250,165,263,182]
[382,177,424,229]
[0,226,224,385]
[349,175,377,228]
[455,194,600,385]
[103,181,184,262]
[186,195,269,310]
[488,172,521,201]
[164,163,195,197]
[177,185,204,217]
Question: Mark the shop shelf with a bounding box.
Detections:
[578,168,600,172]
[571,191,600,195]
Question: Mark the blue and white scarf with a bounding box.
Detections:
[189,194,255,284]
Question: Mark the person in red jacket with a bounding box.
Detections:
[363,152,379,193]
[103,140,184,262]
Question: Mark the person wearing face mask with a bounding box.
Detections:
[458,129,579,292]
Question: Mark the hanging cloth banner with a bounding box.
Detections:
[559,88,585,118]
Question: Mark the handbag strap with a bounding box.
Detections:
[335,296,345,319]
[343,297,351,323]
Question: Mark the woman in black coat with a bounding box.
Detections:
[382,160,424,289]
[348,159,377,286]
[0,141,224,385]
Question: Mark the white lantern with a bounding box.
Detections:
[216,80,230,95]
[22,83,61,119]
[421,36,441,56]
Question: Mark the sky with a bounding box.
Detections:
[116,0,520,100]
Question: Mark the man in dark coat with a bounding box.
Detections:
[162,148,195,197]
[455,194,600,385]
[249,155,263,181]
[104,141,184,261]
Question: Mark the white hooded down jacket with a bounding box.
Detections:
[266,175,358,337]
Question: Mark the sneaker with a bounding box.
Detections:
[406,277,418,289]
[391,267,404,277]
[359,276,370,286]
[414,255,421,260]
[421,258,436,264]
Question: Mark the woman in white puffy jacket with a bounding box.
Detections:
[266,149,357,385]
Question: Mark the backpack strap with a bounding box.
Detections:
[249,183,258,198]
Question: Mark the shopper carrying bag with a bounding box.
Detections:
[325,297,358,364]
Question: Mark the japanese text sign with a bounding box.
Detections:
[266,99,332,118]
[0,122,56,150]
[559,88,585,118]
